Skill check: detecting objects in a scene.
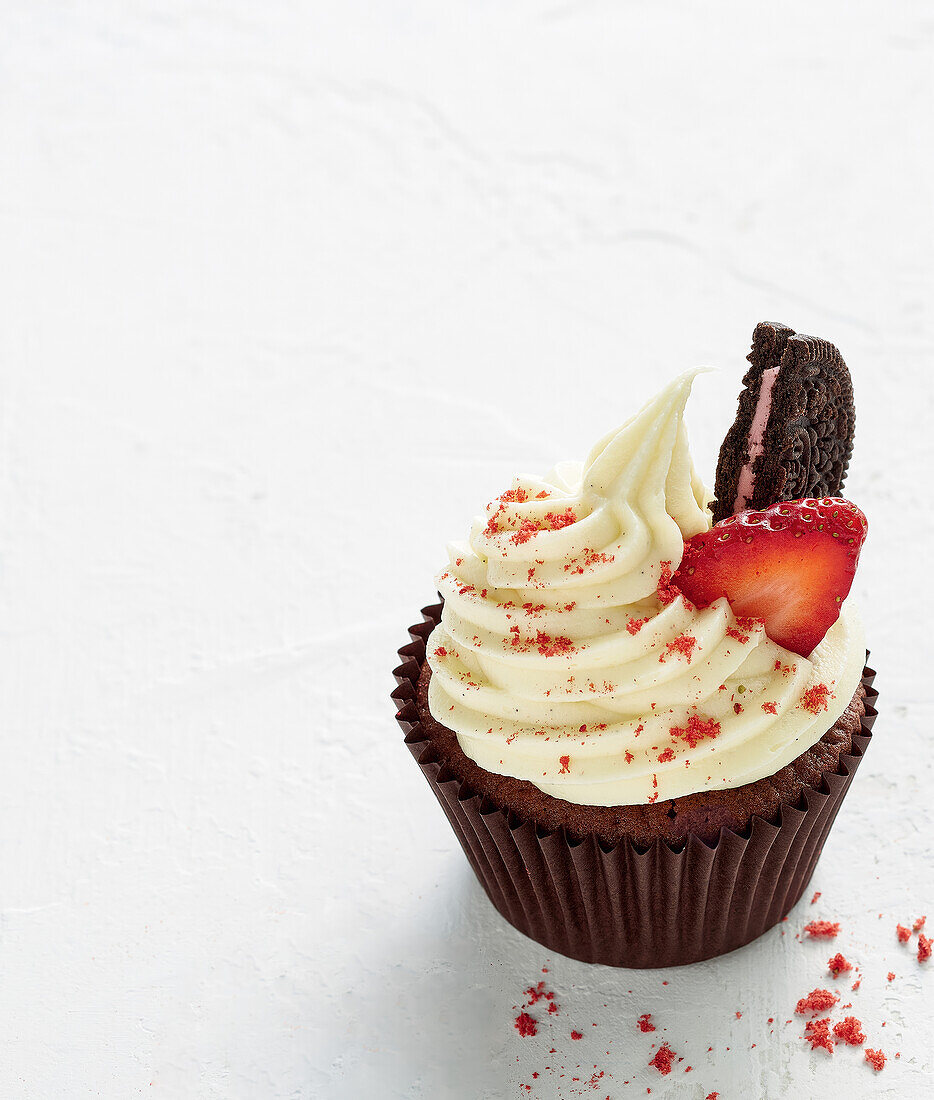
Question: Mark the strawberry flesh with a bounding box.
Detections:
[672,498,867,657]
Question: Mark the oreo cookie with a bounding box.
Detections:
[711,322,855,523]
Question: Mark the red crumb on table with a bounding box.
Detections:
[887,972,895,982]
[865,1048,886,1071]
[803,1017,835,1053]
[735,1011,742,1019]
[514,1013,537,1037]
[833,1016,866,1046]
[637,1013,656,1033]
[670,713,721,748]
[828,953,853,978]
[657,747,675,764]
[627,617,648,635]
[896,924,912,943]
[648,1043,676,1075]
[558,756,571,774]
[547,1002,558,1015]
[570,1030,583,1040]
[800,683,832,714]
[914,915,927,931]
[796,989,839,1015]
[706,1094,719,1100]
[919,933,932,962]
[811,891,822,904]
[662,633,697,662]
[804,920,840,939]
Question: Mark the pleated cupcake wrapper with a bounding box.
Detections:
[392,603,878,968]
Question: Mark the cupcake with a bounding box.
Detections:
[392,323,876,968]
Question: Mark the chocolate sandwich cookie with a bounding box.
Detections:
[711,322,855,523]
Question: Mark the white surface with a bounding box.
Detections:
[0,2,932,1097]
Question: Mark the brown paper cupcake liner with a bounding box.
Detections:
[392,603,877,968]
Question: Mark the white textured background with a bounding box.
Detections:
[1,2,932,1097]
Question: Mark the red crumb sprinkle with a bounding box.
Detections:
[914,915,927,931]
[800,683,832,714]
[547,1001,558,1015]
[896,924,912,943]
[919,933,932,962]
[514,1013,537,1037]
[804,920,840,939]
[637,1014,656,1033]
[762,701,778,715]
[670,713,721,748]
[796,989,839,1015]
[535,632,576,658]
[656,561,682,606]
[657,747,675,764]
[570,1030,583,1040]
[833,1016,866,1046]
[558,755,571,774]
[828,953,853,978]
[725,625,750,643]
[887,972,895,982]
[706,1094,719,1100]
[627,617,649,635]
[624,750,634,763]
[803,1017,835,1054]
[735,1011,742,1019]
[865,1048,886,1072]
[851,979,861,991]
[648,1043,676,1076]
[662,633,697,662]
[434,646,448,658]
[811,891,822,904]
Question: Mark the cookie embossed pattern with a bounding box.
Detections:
[393,323,878,968]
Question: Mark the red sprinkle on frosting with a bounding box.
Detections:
[914,915,927,932]
[570,1030,583,1040]
[918,933,932,962]
[800,683,832,714]
[627,617,649,635]
[761,701,778,715]
[896,924,912,943]
[558,755,571,774]
[637,1013,656,1033]
[669,713,721,749]
[662,633,697,662]
[657,747,675,764]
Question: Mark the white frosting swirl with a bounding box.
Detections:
[426,372,865,807]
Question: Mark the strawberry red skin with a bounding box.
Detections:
[672,498,867,657]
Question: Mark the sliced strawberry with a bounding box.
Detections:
[672,498,867,657]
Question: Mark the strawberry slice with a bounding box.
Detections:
[672,498,867,657]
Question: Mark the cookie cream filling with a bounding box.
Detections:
[734,365,779,511]
[426,372,865,807]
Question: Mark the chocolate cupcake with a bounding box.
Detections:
[393,345,875,968]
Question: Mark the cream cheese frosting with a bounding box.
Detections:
[426,372,865,807]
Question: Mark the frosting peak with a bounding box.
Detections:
[427,373,864,807]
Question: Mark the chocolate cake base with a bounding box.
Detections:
[393,603,878,968]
